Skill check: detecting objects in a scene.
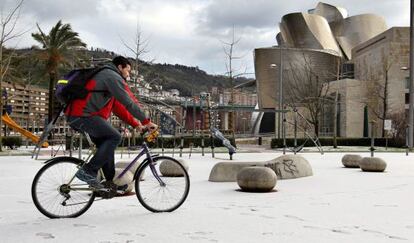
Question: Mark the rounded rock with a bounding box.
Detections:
[159,159,188,177]
[113,168,134,186]
[359,157,387,172]
[341,154,362,168]
[265,155,313,179]
[208,162,266,182]
[237,166,277,192]
[116,161,140,174]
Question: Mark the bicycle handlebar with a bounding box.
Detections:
[140,127,159,142]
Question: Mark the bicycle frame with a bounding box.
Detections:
[117,141,166,186]
[47,139,165,194]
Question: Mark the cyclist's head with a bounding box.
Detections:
[112,56,131,80]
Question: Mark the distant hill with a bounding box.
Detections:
[139,62,252,96]
[88,49,252,96]
[12,48,252,96]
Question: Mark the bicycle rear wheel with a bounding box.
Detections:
[135,156,190,212]
[31,157,95,218]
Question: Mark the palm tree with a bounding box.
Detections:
[32,20,86,123]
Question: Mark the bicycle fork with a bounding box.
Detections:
[147,155,166,187]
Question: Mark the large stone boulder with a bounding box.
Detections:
[237,166,277,192]
[341,154,362,168]
[116,161,141,174]
[264,154,313,179]
[209,162,266,182]
[359,157,387,172]
[159,159,189,177]
[96,164,135,193]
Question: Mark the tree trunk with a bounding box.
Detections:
[48,72,56,124]
[0,100,3,152]
[314,120,319,137]
[333,91,339,148]
[382,75,388,138]
[47,72,56,141]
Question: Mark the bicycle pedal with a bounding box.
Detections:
[115,191,135,197]
[96,188,111,192]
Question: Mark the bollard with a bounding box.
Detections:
[370,121,375,157]
[406,127,409,156]
[79,133,83,159]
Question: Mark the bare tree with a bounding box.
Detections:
[120,20,155,145]
[284,53,338,136]
[220,26,248,131]
[0,0,26,151]
[388,110,407,141]
[120,20,152,94]
[365,54,393,137]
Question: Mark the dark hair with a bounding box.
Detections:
[112,56,131,68]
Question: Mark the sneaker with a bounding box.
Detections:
[97,181,129,198]
[75,167,104,190]
[103,181,128,192]
[116,184,128,192]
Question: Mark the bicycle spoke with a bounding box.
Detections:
[135,157,189,212]
[32,159,95,218]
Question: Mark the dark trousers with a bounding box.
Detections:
[67,116,121,181]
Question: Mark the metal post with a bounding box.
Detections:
[200,96,205,156]
[161,132,164,156]
[278,47,283,139]
[192,97,196,138]
[282,109,286,155]
[370,121,375,157]
[78,133,83,159]
[406,126,409,156]
[69,133,73,157]
[179,136,183,158]
[333,91,339,148]
[294,109,297,155]
[409,0,414,149]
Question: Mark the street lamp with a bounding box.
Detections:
[242,117,247,135]
[409,0,414,150]
[270,47,283,140]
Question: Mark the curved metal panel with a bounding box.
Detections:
[313,2,348,24]
[280,13,342,57]
[276,32,285,46]
[254,47,339,109]
[331,14,387,59]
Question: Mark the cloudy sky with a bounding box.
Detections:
[0,0,411,77]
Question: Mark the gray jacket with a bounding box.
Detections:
[66,63,148,123]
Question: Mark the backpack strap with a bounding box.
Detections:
[65,65,124,116]
[89,65,124,93]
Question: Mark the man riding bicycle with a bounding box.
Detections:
[66,56,157,190]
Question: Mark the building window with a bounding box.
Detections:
[341,63,354,79]
[405,77,410,89]
[406,93,410,104]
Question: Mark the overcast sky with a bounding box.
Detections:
[0,0,410,77]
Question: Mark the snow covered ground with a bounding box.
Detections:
[0,152,413,243]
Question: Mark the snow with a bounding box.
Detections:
[0,152,413,243]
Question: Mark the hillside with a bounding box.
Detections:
[13,48,252,96]
[88,49,251,96]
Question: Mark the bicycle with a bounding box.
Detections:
[31,129,190,218]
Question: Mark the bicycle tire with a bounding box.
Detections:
[31,157,96,218]
[135,156,190,212]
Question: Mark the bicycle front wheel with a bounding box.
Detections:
[135,156,190,212]
[31,157,95,218]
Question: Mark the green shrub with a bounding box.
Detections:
[271,137,406,148]
[2,136,22,149]
[66,135,236,149]
[127,136,236,149]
